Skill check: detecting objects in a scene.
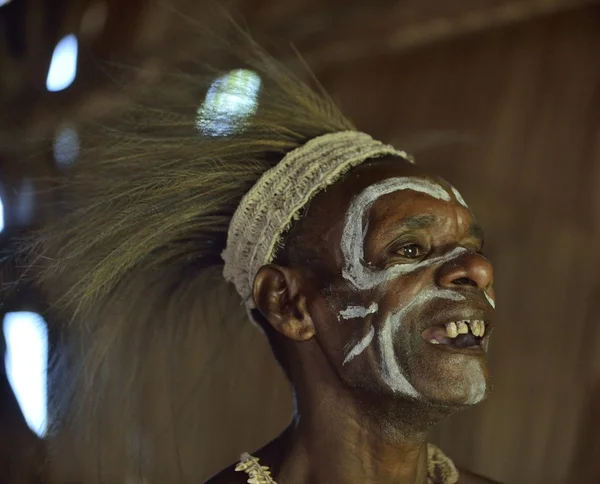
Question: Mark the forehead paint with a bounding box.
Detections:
[339,302,378,320]
[343,325,375,365]
[485,292,496,309]
[379,288,466,397]
[340,177,458,290]
[451,186,469,209]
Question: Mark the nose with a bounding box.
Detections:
[436,250,494,290]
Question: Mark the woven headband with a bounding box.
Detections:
[221,130,412,306]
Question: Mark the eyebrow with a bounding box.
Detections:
[397,214,438,230]
[388,214,485,242]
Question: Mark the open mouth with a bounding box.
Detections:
[421,320,487,349]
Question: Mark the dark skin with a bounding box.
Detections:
[208,157,497,484]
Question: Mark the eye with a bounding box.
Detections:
[396,243,424,259]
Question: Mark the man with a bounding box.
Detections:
[209,147,497,484]
[25,41,499,483]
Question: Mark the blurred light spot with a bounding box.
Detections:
[0,0,14,6]
[46,34,78,92]
[15,179,35,225]
[0,195,4,232]
[80,2,108,39]
[3,312,48,437]
[197,69,261,136]
[53,125,80,168]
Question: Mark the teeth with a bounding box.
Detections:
[430,339,440,345]
[446,322,458,338]
[473,320,486,337]
[445,320,486,338]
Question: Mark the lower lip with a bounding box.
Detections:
[425,341,486,356]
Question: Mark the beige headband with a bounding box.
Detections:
[221,131,412,306]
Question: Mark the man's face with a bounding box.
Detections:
[302,157,495,407]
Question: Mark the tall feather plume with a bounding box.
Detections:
[13,8,355,482]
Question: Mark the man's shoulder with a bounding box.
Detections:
[458,467,502,484]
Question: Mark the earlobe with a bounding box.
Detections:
[253,264,315,342]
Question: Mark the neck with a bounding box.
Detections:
[276,364,431,484]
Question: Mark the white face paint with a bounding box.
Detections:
[339,302,378,320]
[343,325,375,365]
[451,186,469,209]
[340,177,455,291]
[464,368,487,404]
[379,288,466,397]
[337,176,486,402]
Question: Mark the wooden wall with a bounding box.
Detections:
[176,7,600,484]
[322,8,600,483]
[2,3,600,484]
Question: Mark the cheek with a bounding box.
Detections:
[315,269,427,372]
[309,290,360,353]
[373,271,425,313]
[316,286,381,354]
[327,275,417,342]
[322,279,379,321]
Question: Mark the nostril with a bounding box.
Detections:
[452,277,477,287]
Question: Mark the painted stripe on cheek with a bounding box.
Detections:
[379,289,466,397]
[339,302,378,320]
[485,292,496,309]
[343,325,375,365]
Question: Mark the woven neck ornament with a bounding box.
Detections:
[222,131,412,305]
[235,444,459,484]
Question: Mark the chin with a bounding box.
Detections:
[414,375,492,409]
[402,348,491,406]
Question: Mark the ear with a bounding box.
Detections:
[252,264,315,342]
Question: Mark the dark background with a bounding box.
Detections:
[1,1,600,483]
